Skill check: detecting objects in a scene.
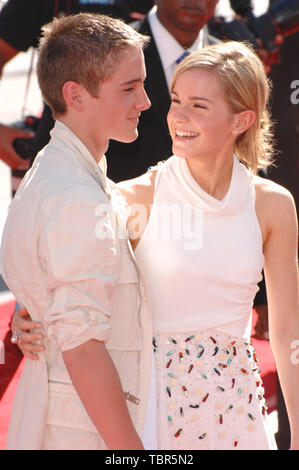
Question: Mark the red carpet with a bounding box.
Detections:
[251,309,277,414]
[0,297,25,450]
[0,300,276,450]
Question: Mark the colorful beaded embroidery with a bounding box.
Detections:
[154,329,269,449]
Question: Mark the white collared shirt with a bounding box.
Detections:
[148,5,210,90]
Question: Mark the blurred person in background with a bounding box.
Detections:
[0,0,154,172]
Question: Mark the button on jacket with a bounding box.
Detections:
[0,121,153,450]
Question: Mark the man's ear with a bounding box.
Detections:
[62,81,85,111]
[232,110,256,136]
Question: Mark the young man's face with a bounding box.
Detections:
[86,47,151,152]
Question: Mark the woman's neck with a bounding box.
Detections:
[186,153,234,201]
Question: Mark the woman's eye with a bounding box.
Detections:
[193,104,207,109]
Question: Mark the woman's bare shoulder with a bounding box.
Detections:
[253,174,297,233]
[116,165,163,248]
[253,174,295,206]
[116,167,160,207]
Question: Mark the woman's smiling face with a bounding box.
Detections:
[167,68,237,162]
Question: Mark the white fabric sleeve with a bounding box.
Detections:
[40,194,118,352]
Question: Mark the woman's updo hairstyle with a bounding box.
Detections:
[171,41,274,173]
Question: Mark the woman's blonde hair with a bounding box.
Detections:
[170,41,275,173]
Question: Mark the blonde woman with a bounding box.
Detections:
[12,41,299,450]
[120,40,299,450]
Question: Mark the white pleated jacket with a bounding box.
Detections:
[0,121,153,450]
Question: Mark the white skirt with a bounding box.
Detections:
[153,328,277,450]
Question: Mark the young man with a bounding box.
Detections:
[0,13,152,450]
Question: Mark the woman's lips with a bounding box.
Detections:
[175,129,200,139]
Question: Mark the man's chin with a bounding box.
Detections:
[118,132,139,144]
[177,12,206,31]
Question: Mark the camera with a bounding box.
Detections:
[11,115,40,160]
[10,115,40,196]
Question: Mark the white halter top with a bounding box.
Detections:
[135,155,264,340]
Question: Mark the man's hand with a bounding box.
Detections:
[0,123,34,169]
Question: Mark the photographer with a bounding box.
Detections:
[0,0,154,171]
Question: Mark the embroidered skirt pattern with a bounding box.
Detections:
[154,329,277,450]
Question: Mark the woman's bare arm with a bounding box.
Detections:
[255,177,299,449]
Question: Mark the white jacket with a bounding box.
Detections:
[0,121,153,449]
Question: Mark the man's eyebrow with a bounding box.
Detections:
[120,77,145,86]
[171,90,212,103]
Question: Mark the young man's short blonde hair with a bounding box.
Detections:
[171,41,275,173]
[37,13,149,116]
